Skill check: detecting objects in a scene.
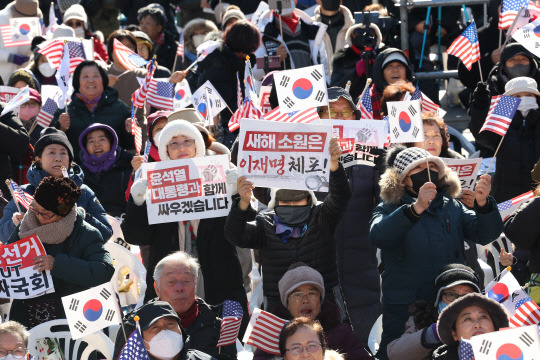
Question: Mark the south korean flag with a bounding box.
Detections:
[512,18,540,59]
[191,80,227,119]
[387,99,424,144]
[274,65,328,112]
[469,325,540,359]
[61,283,121,339]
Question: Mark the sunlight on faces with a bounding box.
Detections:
[78,65,104,101]
[504,54,530,68]
[36,144,70,177]
[151,118,168,144]
[287,285,322,320]
[142,316,182,353]
[451,305,495,341]
[509,91,537,98]
[413,123,443,156]
[154,263,196,314]
[441,284,476,305]
[0,332,27,359]
[318,98,356,120]
[139,15,163,41]
[85,129,111,157]
[30,201,62,225]
[167,135,196,160]
[383,62,407,85]
[284,327,324,360]
[12,80,29,89]
[137,43,151,61]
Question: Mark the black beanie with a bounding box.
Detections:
[34,176,82,216]
[500,43,532,64]
[433,264,481,306]
[34,128,74,165]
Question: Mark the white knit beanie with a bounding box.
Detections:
[63,4,88,29]
[158,120,206,161]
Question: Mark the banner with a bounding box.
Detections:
[274,65,328,112]
[0,235,54,299]
[142,155,232,224]
[441,158,482,191]
[238,119,332,191]
[469,325,540,359]
[322,119,387,168]
[0,86,20,103]
[387,100,424,144]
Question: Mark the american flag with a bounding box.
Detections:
[245,311,287,355]
[132,58,156,108]
[44,5,57,36]
[236,72,243,108]
[142,140,151,163]
[411,87,440,113]
[113,39,148,71]
[480,95,521,136]
[228,98,262,132]
[286,107,320,123]
[147,80,175,110]
[117,329,150,360]
[177,32,184,59]
[497,190,534,220]
[130,105,142,154]
[35,98,59,128]
[458,339,475,360]
[0,23,31,47]
[8,180,33,210]
[216,300,243,347]
[264,106,290,122]
[37,39,64,67]
[357,85,373,120]
[38,40,85,72]
[66,41,86,73]
[447,22,481,70]
[500,0,529,29]
[510,294,540,327]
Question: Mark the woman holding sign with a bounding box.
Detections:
[4,176,114,328]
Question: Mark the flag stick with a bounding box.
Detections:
[278,17,286,70]
[484,135,505,174]
[345,80,351,93]
[184,55,202,72]
[503,6,524,47]
[5,180,22,213]
[115,293,128,342]
[499,29,502,48]
[477,58,484,83]
[28,118,38,134]
[172,54,178,73]
[425,152,432,182]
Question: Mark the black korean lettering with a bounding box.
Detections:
[100,287,112,300]
[217,197,229,210]
[69,298,79,311]
[288,156,305,174]
[30,271,49,291]
[182,201,194,214]
[158,203,170,216]
[0,279,9,297]
[307,157,322,172]
[311,69,323,81]
[193,200,205,212]
[170,202,182,215]
[280,76,290,87]
[314,90,325,102]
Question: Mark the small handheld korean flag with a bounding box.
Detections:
[173,80,192,110]
[469,325,540,360]
[0,86,29,116]
[512,18,540,58]
[387,99,424,143]
[191,81,226,118]
[274,64,328,112]
[62,282,121,339]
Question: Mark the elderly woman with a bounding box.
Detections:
[121,120,247,325]
[51,60,133,156]
[78,123,134,217]
[0,127,112,242]
[0,321,29,359]
[254,263,371,360]
[5,176,114,328]
[369,146,503,360]
[279,318,344,360]
[432,293,509,359]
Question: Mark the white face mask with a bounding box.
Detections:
[517,96,539,116]
[39,61,56,77]
[192,34,206,49]
[145,330,183,360]
[74,26,85,38]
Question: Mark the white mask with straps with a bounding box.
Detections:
[145,330,183,360]
[517,96,539,117]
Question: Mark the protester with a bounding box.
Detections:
[28,48,58,87]
[18,88,42,145]
[279,318,344,360]
[137,4,177,71]
[132,30,171,78]
[7,69,40,91]
[150,252,237,360]
[317,87,360,120]
[407,113,462,159]
[254,263,372,360]
[0,127,113,242]
[5,176,114,327]
[313,0,355,59]
[220,6,246,31]
[0,321,30,359]
[379,81,415,117]
[226,137,351,309]
[369,146,503,360]
[432,293,509,359]
[50,60,133,156]
[182,19,219,70]
[62,4,108,62]
[387,264,481,360]
[78,123,134,217]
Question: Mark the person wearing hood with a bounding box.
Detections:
[132,30,171,78]
[330,22,384,100]
[369,146,502,360]
[387,264,481,360]
[28,37,58,87]
[0,0,42,84]
[17,88,42,146]
[312,0,355,57]
[62,4,108,62]
[5,176,114,328]
[370,48,414,119]
[253,263,372,360]
[432,293,509,360]
[180,18,219,70]
[7,68,40,91]
[78,123,134,217]
[0,127,113,242]
[471,76,540,202]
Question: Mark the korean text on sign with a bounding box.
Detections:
[441,158,482,191]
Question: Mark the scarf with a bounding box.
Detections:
[81,147,117,173]
[274,11,300,33]
[178,299,199,329]
[75,93,101,113]
[18,206,77,244]
[274,215,307,244]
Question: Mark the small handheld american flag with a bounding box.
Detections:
[177,32,184,60]
[480,95,521,137]
[216,300,243,347]
[244,309,287,355]
[458,339,475,360]
[7,180,33,210]
[500,0,529,29]
[447,21,481,71]
[130,104,142,154]
[132,58,156,108]
[147,80,175,111]
[497,190,534,220]
[357,82,374,120]
[264,106,290,122]
[113,39,149,71]
[35,98,59,128]
[411,87,440,113]
[509,291,540,327]
[117,329,150,360]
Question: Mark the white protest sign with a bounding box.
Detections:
[191,81,227,119]
[322,119,387,168]
[274,65,328,112]
[469,325,540,359]
[0,86,20,103]
[387,99,424,144]
[259,86,272,115]
[442,157,482,191]
[0,235,54,299]
[173,80,193,110]
[238,119,332,191]
[142,155,232,224]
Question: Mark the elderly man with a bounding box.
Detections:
[152,252,237,360]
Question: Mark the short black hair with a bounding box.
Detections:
[137,5,166,28]
[72,60,109,94]
[223,20,260,55]
[107,29,137,61]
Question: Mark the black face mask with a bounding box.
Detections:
[321,0,341,11]
[409,168,439,194]
[505,63,530,79]
[275,205,311,225]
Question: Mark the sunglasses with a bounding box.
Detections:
[66,20,84,28]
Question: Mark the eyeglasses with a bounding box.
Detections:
[442,291,470,302]
[319,108,354,118]
[66,20,84,28]
[29,204,56,220]
[286,343,321,356]
[425,134,443,141]
[168,138,196,150]
[20,102,39,108]
[0,347,27,359]
[289,290,320,303]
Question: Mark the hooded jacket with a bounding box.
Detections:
[0,163,112,242]
[369,152,503,305]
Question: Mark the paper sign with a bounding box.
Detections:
[0,86,20,103]
[238,119,332,191]
[259,86,272,115]
[0,235,54,299]
[442,158,482,191]
[142,155,232,224]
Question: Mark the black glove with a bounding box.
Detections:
[472,81,490,109]
[370,147,387,174]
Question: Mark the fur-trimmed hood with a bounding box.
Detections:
[345,23,383,50]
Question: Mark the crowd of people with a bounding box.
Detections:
[0,0,539,359]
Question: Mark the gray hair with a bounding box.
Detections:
[153,251,200,285]
[0,321,30,347]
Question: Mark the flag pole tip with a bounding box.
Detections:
[134,315,140,321]
[366,78,372,85]
[246,55,250,60]
[4,180,10,185]
[506,266,512,271]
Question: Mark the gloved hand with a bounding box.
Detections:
[356,59,366,77]
[131,179,148,206]
[472,81,490,109]
[370,147,387,175]
[421,323,442,348]
[8,53,30,65]
[225,168,239,195]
